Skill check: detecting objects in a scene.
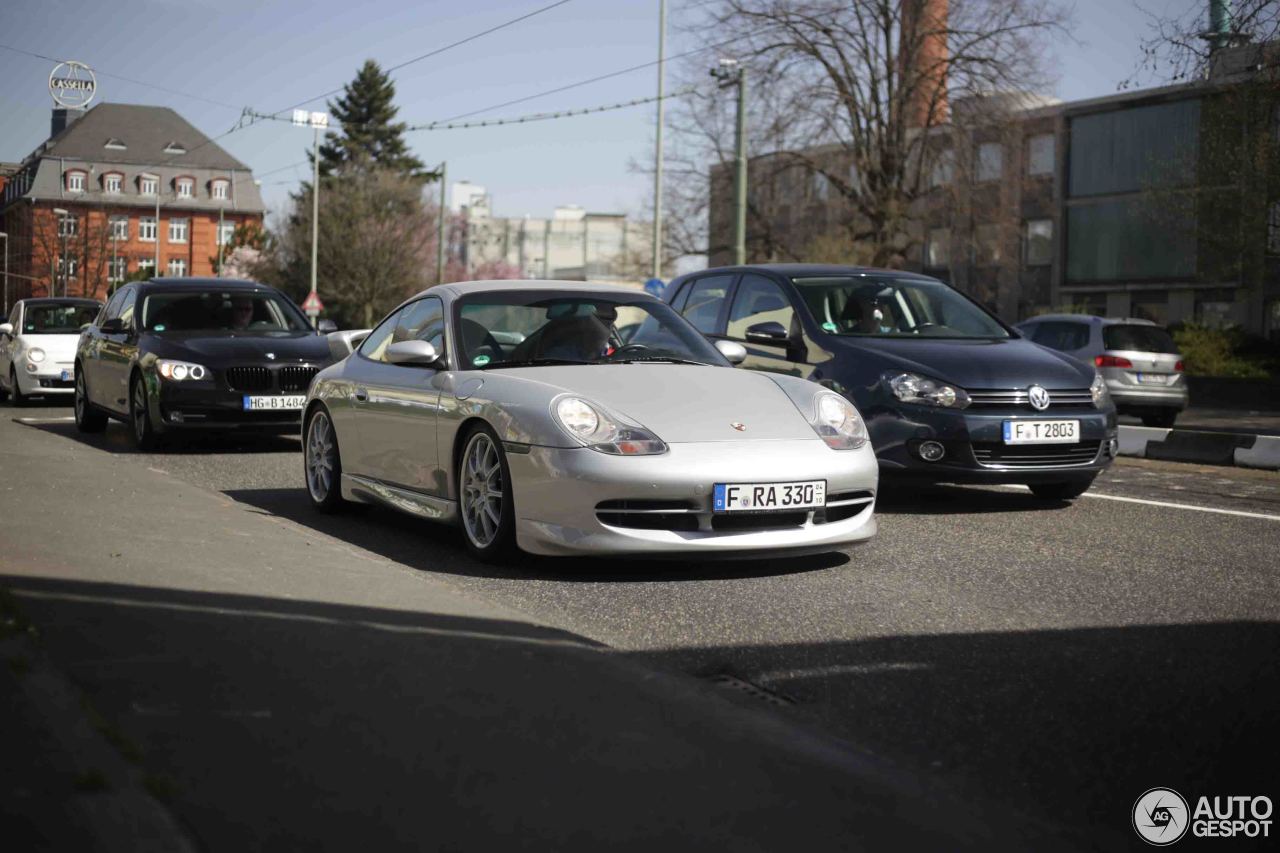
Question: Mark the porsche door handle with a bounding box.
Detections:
[354,388,369,403]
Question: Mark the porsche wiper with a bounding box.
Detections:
[609,356,713,366]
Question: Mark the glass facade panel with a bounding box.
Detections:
[1066,198,1195,281]
[1068,99,1200,197]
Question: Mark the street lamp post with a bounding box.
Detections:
[652,0,666,280]
[437,161,447,285]
[711,60,747,266]
[293,110,329,327]
[0,231,8,315]
[53,207,70,298]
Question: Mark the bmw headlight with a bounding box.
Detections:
[27,347,46,364]
[809,392,868,450]
[552,395,667,456]
[157,359,209,381]
[884,372,970,409]
[1090,372,1109,408]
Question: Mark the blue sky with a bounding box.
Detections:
[1,0,1186,223]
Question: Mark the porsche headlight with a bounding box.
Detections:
[157,359,209,381]
[552,395,667,456]
[809,392,868,450]
[1090,372,1109,408]
[27,347,46,364]
[884,372,970,409]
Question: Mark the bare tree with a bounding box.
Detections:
[662,0,1068,266]
[1129,0,1280,85]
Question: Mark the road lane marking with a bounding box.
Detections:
[1081,491,1280,522]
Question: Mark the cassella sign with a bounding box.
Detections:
[49,61,97,109]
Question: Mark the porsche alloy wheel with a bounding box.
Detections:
[458,427,515,559]
[305,408,345,512]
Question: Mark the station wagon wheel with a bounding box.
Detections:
[458,425,515,560]
[305,407,345,512]
[74,369,107,433]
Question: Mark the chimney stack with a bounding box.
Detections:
[51,108,85,137]
[901,0,949,128]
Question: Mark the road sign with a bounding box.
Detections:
[643,277,666,297]
[302,292,324,313]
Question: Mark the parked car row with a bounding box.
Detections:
[2,266,1180,562]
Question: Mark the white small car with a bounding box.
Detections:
[0,298,103,404]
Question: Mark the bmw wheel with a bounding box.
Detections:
[74,368,107,433]
[458,424,516,561]
[129,372,159,450]
[304,406,345,513]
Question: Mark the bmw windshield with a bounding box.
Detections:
[792,275,1012,340]
[140,290,311,333]
[455,291,727,369]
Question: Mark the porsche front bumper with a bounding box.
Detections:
[507,439,878,557]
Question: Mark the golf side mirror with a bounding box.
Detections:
[100,317,125,334]
[714,339,747,365]
[385,339,442,367]
[745,320,788,343]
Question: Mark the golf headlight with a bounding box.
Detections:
[27,347,46,364]
[885,372,970,409]
[1090,372,1109,407]
[809,392,868,450]
[157,359,208,381]
[552,395,666,455]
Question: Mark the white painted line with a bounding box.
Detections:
[13,416,75,424]
[1081,491,1280,522]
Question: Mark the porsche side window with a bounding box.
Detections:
[358,308,404,362]
[392,297,445,355]
[680,275,733,334]
[727,275,795,340]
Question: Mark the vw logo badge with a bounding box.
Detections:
[731,422,746,431]
[1028,385,1051,411]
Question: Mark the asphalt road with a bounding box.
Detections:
[6,398,1280,846]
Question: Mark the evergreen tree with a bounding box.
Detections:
[317,60,430,180]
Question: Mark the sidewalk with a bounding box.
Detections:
[1117,408,1280,470]
[0,414,1068,851]
[1119,407,1280,437]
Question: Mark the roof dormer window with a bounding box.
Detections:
[102,172,123,194]
[163,141,186,155]
[139,174,158,196]
[65,169,87,193]
[211,179,230,200]
[104,138,127,151]
[175,177,195,198]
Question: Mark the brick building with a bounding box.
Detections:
[0,103,264,306]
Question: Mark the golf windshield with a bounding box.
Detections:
[22,302,100,334]
[792,275,1012,339]
[140,290,311,333]
[455,291,727,368]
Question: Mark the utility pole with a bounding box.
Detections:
[437,161,447,284]
[217,207,225,277]
[309,126,320,326]
[711,59,747,265]
[154,191,160,274]
[652,0,666,280]
[0,231,8,315]
[53,207,69,297]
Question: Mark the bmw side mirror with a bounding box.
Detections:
[714,339,747,365]
[385,339,442,367]
[316,319,338,334]
[745,320,788,343]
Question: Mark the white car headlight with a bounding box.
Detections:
[27,347,46,364]
[1090,372,1109,408]
[884,372,970,409]
[809,391,868,450]
[157,359,209,381]
[552,395,666,456]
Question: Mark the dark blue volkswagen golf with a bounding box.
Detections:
[663,264,1118,500]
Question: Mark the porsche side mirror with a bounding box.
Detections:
[714,339,747,365]
[316,319,338,334]
[745,321,788,343]
[0,323,11,337]
[385,339,442,367]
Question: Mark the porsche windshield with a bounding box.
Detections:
[792,276,1012,339]
[455,292,725,368]
[140,290,311,333]
[22,302,100,334]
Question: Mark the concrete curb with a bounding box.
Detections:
[1117,425,1280,470]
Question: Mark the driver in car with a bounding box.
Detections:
[229,296,256,330]
[841,295,897,334]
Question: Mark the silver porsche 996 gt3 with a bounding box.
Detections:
[302,281,878,561]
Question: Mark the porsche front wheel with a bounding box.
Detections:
[458,425,516,561]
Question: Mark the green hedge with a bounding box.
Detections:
[1171,323,1273,379]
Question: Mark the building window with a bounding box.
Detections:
[176,178,194,199]
[925,228,950,268]
[976,142,1004,182]
[109,216,129,240]
[1027,133,1055,177]
[138,258,156,277]
[216,221,236,246]
[929,149,955,188]
[974,223,1002,264]
[1024,219,1054,267]
[103,173,123,194]
[65,171,86,193]
[211,180,230,200]
[139,216,157,242]
[57,213,78,237]
[109,257,128,283]
[140,175,158,196]
[167,258,188,277]
[168,218,189,243]
[57,256,78,278]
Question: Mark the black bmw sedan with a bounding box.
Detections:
[74,278,338,448]
[664,264,1118,500]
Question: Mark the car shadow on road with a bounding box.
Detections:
[222,487,849,582]
[874,482,1073,515]
[19,419,301,455]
